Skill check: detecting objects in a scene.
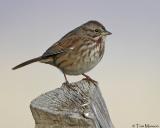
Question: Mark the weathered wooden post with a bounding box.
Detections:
[30,79,114,128]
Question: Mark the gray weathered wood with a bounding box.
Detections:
[30,79,114,128]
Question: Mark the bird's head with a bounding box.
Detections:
[81,20,112,39]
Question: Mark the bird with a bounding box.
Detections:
[12,20,112,83]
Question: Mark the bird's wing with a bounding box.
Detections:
[42,35,82,58]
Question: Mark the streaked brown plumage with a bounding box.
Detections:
[12,20,112,83]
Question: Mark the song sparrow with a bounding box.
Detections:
[12,20,112,83]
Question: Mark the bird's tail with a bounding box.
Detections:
[12,56,42,70]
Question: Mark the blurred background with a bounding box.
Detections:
[0,0,160,128]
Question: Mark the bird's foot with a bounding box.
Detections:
[64,80,69,85]
[82,74,98,86]
[63,80,78,92]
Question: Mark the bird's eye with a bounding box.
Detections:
[95,29,100,33]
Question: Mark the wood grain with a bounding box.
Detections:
[30,80,114,128]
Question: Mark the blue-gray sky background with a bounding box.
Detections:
[0,0,160,128]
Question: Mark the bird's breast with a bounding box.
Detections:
[55,37,105,75]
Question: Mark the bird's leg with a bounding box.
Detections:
[63,73,77,92]
[63,73,69,84]
[82,73,97,85]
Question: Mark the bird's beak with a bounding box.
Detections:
[102,30,112,36]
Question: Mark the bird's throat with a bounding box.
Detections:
[94,36,103,45]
